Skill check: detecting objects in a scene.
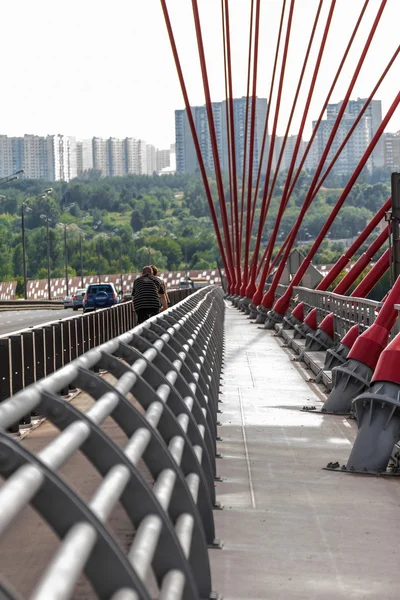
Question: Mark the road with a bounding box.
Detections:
[0,308,77,336]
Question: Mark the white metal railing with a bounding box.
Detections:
[293,286,382,342]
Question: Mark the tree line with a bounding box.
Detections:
[0,171,391,299]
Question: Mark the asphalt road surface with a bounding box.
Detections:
[0,308,77,336]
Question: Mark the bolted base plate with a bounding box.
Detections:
[323,463,400,476]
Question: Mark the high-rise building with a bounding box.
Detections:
[175,97,268,175]
[76,139,93,176]
[156,148,170,173]
[67,137,78,180]
[92,137,109,177]
[125,138,140,175]
[0,133,170,180]
[383,131,400,171]
[0,134,77,181]
[108,138,125,177]
[0,136,13,179]
[273,134,306,172]
[146,144,157,175]
[312,98,383,176]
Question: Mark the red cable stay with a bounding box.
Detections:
[248,0,335,304]
[259,0,389,314]
[160,0,230,283]
[271,89,400,322]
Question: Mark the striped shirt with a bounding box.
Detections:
[132,274,164,312]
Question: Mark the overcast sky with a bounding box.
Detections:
[2,0,399,149]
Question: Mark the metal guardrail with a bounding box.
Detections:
[0,299,63,311]
[293,286,382,342]
[0,288,194,433]
[0,286,224,599]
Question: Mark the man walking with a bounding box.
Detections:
[132,266,167,324]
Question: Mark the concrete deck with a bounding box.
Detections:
[211,305,400,599]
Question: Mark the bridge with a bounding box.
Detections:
[0,1,400,598]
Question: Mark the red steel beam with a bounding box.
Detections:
[351,248,390,298]
[262,41,398,300]
[245,0,296,296]
[333,225,390,295]
[249,0,335,303]
[224,0,241,292]
[272,90,400,319]
[254,0,369,283]
[160,0,230,283]
[260,0,388,310]
[239,0,255,265]
[241,0,261,295]
[191,0,236,288]
[249,0,287,247]
[318,198,392,290]
[221,0,235,274]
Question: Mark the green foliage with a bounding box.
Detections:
[0,172,392,288]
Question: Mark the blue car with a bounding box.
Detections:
[83,283,118,312]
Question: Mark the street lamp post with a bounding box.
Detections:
[112,230,124,295]
[40,214,52,300]
[57,204,76,296]
[80,233,84,288]
[22,189,53,299]
[58,223,70,296]
[97,242,101,283]
[21,202,33,299]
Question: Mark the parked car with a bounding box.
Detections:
[63,295,73,309]
[72,288,87,311]
[121,293,132,303]
[83,283,118,312]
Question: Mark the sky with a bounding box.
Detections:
[1,0,399,149]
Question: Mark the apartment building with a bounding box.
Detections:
[311,98,383,176]
[146,144,157,175]
[383,131,400,171]
[175,97,268,175]
[108,138,125,177]
[76,139,94,176]
[92,137,109,177]
[0,136,13,179]
[156,148,171,173]
[0,134,170,180]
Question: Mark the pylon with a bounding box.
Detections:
[305,312,334,351]
[345,333,400,473]
[324,323,359,370]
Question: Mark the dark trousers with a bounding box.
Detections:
[135,308,159,324]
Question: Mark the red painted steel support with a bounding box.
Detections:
[348,271,400,372]
[248,0,287,248]
[221,0,235,279]
[351,248,390,299]
[261,1,389,312]
[239,0,255,264]
[333,226,390,295]
[271,90,400,321]
[240,0,261,296]
[249,0,335,305]
[283,0,370,204]
[251,0,369,307]
[224,0,241,293]
[160,0,231,285]
[244,0,295,299]
[191,0,236,289]
[318,198,392,291]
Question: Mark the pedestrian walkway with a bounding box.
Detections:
[211,305,400,600]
